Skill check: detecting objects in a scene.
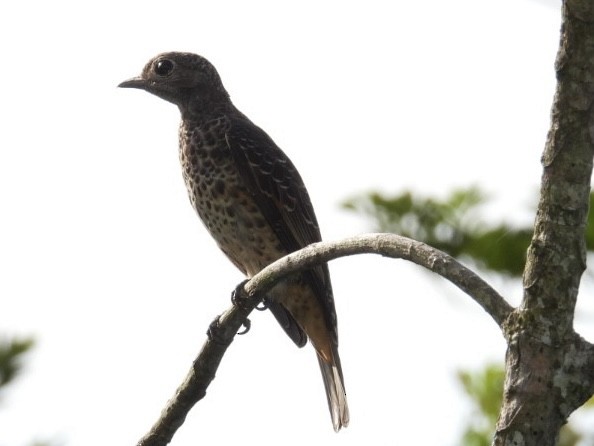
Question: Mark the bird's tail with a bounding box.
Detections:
[317,351,349,432]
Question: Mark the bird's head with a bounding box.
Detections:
[119,52,230,115]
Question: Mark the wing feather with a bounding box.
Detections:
[224,115,338,344]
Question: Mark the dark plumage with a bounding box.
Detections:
[119,52,349,431]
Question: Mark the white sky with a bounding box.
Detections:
[1,1,581,445]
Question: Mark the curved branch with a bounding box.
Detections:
[246,233,513,325]
[136,232,511,446]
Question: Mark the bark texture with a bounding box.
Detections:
[494,1,594,444]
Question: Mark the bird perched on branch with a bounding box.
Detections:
[119,52,349,431]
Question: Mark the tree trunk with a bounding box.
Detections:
[494,1,594,444]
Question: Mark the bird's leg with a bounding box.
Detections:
[231,279,254,335]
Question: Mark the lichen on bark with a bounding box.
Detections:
[494,1,594,444]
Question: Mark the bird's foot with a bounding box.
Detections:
[207,316,228,345]
[231,279,250,310]
[207,314,251,343]
[237,318,251,335]
[230,280,254,335]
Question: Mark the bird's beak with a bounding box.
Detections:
[118,77,147,89]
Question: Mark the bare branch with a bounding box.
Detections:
[136,287,261,446]
[136,232,511,446]
[246,233,512,325]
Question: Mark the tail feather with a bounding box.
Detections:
[317,355,349,432]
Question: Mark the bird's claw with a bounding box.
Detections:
[207,316,228,345]
[231,279,250,309]
[237,318,251,335]
[230,279,257,335]
[207,314,251,342]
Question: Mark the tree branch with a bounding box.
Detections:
[136,232,511,446]
[245,233,513,325]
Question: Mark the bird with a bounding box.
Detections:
[118,52,349,431]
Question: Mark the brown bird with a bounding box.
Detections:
[119,52,348,431]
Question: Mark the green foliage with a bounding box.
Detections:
[457,364,504,446]
[0,337,58,446]
[342,188,485,256]
[343,188,594,276]
[0,337,34,391]
[457,365,584,446]
[458,364,504,425]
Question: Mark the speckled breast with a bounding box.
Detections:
[178,117,285,277]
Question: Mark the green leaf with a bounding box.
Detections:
[0,337,35,389]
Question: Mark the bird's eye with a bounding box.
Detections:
[154,59,175,77]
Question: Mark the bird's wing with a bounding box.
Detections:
[224,115,338,344]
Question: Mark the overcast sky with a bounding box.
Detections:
[1,1,578,446]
